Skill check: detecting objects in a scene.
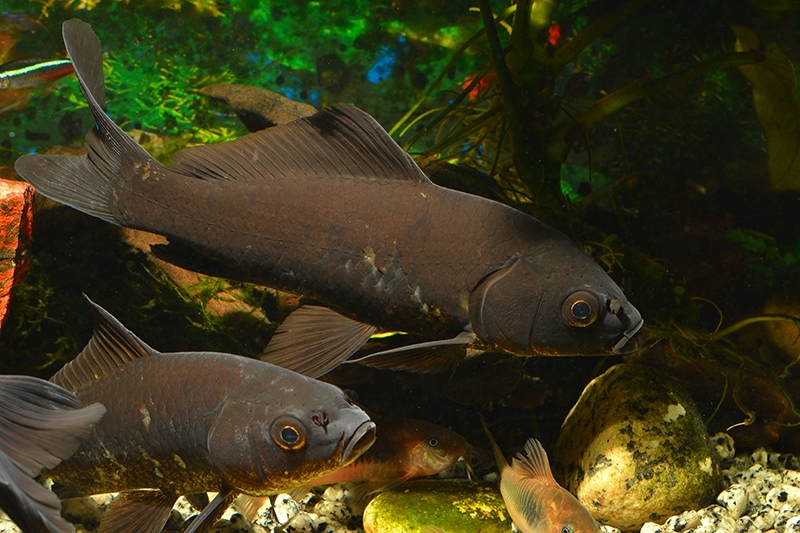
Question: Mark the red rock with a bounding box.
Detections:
[0,178,34,331]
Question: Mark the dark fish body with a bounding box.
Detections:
[46,297,376,533]
[0,375,105,533]
[51,352,367,497]
[15,20,643,376]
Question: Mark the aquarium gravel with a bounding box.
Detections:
[1,433,799,533]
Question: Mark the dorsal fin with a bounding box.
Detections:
[169,103,433,184]
[512,437,554,482]
[50,295,158,394]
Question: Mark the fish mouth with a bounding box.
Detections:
[611,301,644,353]
[341,420,377,463]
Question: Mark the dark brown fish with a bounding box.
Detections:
[15,20,643,378]
[0,375,105,533]
[45,296,376,533]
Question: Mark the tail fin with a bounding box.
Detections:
[14,19,157,226]
[0,375,105,533]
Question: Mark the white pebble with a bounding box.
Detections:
[717,484,748,520]
[322,485,347,502]
[641,522,664,533]
[314,500,351,523]
[601,525,621,533]
[765,485,800,510]
[738,515,761,533]
[786,516,800,533]
[750,507,777,531]
[665,510,700,532]
[699,505,736,533]
[711,432,736,463]
[783,470,800,488]
[282,511,314,533]
[273,493,299,524]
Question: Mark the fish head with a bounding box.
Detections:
[469,242,642,356]
[505,482,602,533]
[537,485,604,533]
[403,420,473,478]
[206,370,376,495]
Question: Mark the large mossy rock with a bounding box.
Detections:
[363,479,509,533]
[552,363,723,532]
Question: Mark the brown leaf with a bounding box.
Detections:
[734,25,800,191]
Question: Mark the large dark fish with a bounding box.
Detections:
[0,375,105,533]
[15,19,643,378]
[44,296,376,533]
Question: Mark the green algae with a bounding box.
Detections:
[363,480,509,533]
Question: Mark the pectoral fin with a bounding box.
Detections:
[183,487,236,533]
[261,305,376,378]
[232,494,269,522]
[347,331,474,373]
[98,490,177,533]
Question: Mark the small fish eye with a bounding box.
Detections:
[562,525,574,533]
[562,291,600,328]
[428,437,440,448]
[270,416,307,451]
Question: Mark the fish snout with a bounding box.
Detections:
[341,420,377,463]
[610,298,644,353]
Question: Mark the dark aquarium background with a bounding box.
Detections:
[2,0,800,455]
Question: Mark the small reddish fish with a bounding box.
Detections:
[0,58,73,89]
[236,414,471,519]
[482,420,602,533]
[304,413,472,493]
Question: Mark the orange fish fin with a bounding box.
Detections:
[50,296,159,394]
[261,305,377,378]
[512,438,554,481]
[480,416,510,472]
[184,487,237,533]
[98,491,177,533]
[347,331,473,373]
[233,494,269,522]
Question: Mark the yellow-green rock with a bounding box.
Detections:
[552,363,723,532]
[363,479,509,533]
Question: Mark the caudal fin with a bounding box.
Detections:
[0,375,105,533]
[13,19,157,226]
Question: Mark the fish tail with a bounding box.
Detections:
[14,19,157,226]
[0,375,106,533]
[479,416,510,472]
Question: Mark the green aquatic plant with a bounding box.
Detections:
[394,0,791,213]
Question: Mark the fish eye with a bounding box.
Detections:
[562,526,574,533]
[562,291,600,328]
[270,416,307,451]
[428,437,440,448]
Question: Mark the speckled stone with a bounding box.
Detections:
[717,484,748,519]
[363,479,508,533]
[273,494,300,525]
[553,363,724,532]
